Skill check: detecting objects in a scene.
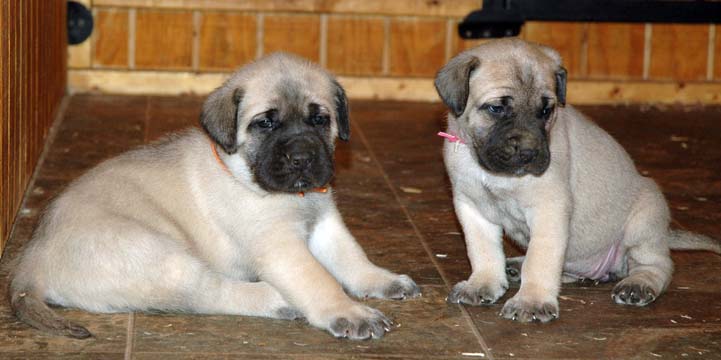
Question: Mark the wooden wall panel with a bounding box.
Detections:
[389,18,447,77]
[522,22,587,77]
[199,12,257,71]
[264,15,321,62]
[135,10,194,69]
[327,16,385,76]
[92,0,481,17]
[71,2,721,104]
[713,25,721,80]
[587,23,645,80]
[0,0,67,254]
[93,8,129,68]
[650,24,709,81]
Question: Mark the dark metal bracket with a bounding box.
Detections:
[459,0,721,39]
[67,1,94,45]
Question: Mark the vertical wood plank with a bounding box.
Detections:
[327,16,385,76]
[198,12,257,70]
[715,25,721,80]
[93,8,130,68]
[389,18,447,77]
[522,21,587,77]
[135,10,194,69]
[587,23,646,80]
[0,0,66,255]
[649,24,709,81]
[263,14,321,62]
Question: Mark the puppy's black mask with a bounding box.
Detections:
[250,103,335,192]
[200,75,350,194]
[473,97,552,177]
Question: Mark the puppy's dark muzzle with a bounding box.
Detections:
[481,129,550,176]
[286,149,315,171]
[254,134,335,193]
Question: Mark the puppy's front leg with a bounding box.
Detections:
[308,208,420,300]
[256,227,392,340]
[448,197,508,305]
[500,201,569,323]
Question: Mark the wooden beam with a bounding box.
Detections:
[69,69,721,104]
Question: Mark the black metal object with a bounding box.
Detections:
[460,0,721,39]
[67,1,93,45]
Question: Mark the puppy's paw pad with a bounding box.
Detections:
[500,296,559,323]
[275,307,304,320]
[328,308,392,340]
[612,281,657,306]
[382,274,421,300]
[447,280,507,306]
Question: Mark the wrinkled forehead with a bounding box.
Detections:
[468,56,557,104]
[241,69,334,118]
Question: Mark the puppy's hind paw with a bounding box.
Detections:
[612,280,657,306]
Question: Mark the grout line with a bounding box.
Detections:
[444,18,453,61]
[319,14,328,67]
[256,13,264,60]
[579,23,589,77]
[90,8,97,68]
[192,10,201,71]
[128,8,136,69]
[382,17,390,75]
[352,121,495,360]
[707,24,715,81]
[642,23,652,80]
[143,96,151,143]
[124,312,135,360]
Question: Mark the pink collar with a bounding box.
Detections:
[438,131,466,152]
[437,131,465,143]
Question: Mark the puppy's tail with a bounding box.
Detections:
[669,230,721,254]
[9,286,92,339]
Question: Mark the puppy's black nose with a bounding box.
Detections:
[288,151,313,170]
[518,148,539,164]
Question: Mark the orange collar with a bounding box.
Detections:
[210,141,232,175]
[210,141,328,197]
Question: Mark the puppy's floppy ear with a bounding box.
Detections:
[434,54,480,117]
[200,85,243,154]
[555,66,567,107]
[332,79,350,141]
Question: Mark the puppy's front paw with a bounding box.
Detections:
[381,274,421,300]
[355,273,421,300]
[447,280,508,305]
[328,305,393,340]
[612,279,657,306]
[500,294,559,323]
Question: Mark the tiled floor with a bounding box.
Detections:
[1,95,720,359]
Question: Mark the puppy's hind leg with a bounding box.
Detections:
[613,184,673,306]
[186,272,301,320]
[150,254,299,319]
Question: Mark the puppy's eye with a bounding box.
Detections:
[540,106,554,118]
[311,114,329,126]
[486,105,504,114]
[257,118,274,129]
